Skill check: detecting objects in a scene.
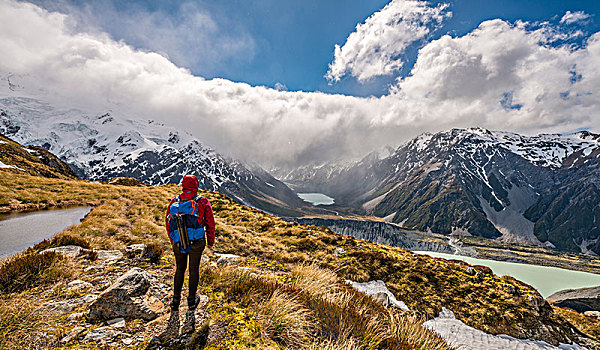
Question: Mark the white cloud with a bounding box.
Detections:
[560,11,591,25]
[392,19,600,132]
[28,0,256,74]
[0,1,599,168]
[325,0,450,83]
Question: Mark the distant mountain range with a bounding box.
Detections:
[282,127,600,255]
[3,73,599,255]
[0,96,305,216]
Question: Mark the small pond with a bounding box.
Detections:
[297,192,335,206]
[0,206,92,259]
[415,251,600,298]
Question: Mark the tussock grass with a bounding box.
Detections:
[142,243,164,264]
[204,265,452,350]
[0,297,46,349]
[290,263,340,299]
[32,233,91,251]
[553,306,600,342]
[0,251,68,293]
[0,172,580,348]
[256,290,313,348]
[389,312,452,350]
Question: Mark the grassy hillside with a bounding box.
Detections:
[0,171,591,349]
[0,134,79,180]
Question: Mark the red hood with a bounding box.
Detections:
[182,175,199,194]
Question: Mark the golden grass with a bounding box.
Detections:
[0,171,580,348]
[201,264,451,350]
[0,251,69,293]
[553,306,600,342]
[32,233,91,251]
[256,290,313,348]
[0,297,48,350]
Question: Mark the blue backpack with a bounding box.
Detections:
[168,194,205,253]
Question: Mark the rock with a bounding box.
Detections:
[502,283,517,295]
[125,244,146,256]
[84,265,102,273]
[201,255,210,263]
[465,267,476,276]
[547,285,600,313]
[107,317,126,328]
[333,247,346,256]
[214,253,241,266]
[584,311,600,318]
[473,265,493,275]
[122,338,134,345]
[40,245,83,258]
[42,300,77,315]
[82,326,122,343]
[346,280,409,311]
[82,294,98,303]
[96,250,123,261]
[68,279,94,292]
[66,312,84,321]
[372,292,391,307]
[61,326,86,343]
[88,267,168,322]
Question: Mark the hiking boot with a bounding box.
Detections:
[180,309,196,334]
[159,309,180,340]
[187,294,201,311]
[170,296,181,311]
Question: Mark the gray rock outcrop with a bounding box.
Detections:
[40,245,83,258]
[87,268,169,321]
[547,286,600,312]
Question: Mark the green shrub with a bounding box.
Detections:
[0,251,66,293]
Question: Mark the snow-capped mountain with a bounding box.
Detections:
[0,96,305,215]
[282,127,600,254]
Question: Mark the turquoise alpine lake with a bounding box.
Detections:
[415,251,600,298]
[297,192,335,206]
[0,206,92,259]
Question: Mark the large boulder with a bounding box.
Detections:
[547,286,600,313]
[87,268,169,321]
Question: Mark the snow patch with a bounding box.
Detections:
[346,280,409,311]
[424,307,585,350]
[383,212,397,223]
[0,161,24,171]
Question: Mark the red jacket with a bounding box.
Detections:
[165,176,215,247]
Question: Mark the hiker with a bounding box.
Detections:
[162,175,215,338]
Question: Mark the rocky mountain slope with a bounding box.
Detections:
[0,96,305,216]
[0,133,79,180]
[282,128,600,254]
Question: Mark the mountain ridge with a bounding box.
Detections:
[0,95,306,216]
[280,127,600,254]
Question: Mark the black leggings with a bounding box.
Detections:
[172,240,206,302]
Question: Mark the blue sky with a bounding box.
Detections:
[3,0,600,166]
[32,0,600,97]
[31,0,600,96]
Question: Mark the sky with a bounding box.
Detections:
[0,0,599,167]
